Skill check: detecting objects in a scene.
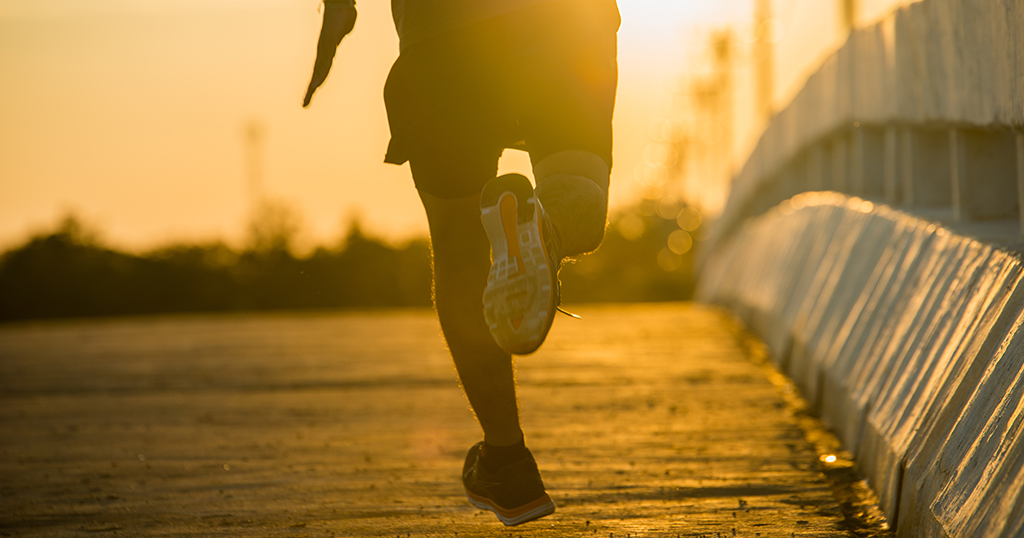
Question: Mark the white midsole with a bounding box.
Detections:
[466,494,556,526]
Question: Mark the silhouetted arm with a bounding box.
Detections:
[303,0,357,107]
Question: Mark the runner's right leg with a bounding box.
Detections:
[533,149,610,258]
[480,173,562,355]
[477,150,610,356]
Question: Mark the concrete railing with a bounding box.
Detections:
[699,0,1024,535]
[710,0,1024,253]
[699,193,1024,537]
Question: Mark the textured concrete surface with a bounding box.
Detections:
[699,192,1024,536]
[0,304,870,537]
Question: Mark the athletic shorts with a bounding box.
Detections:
[383,0,620,199]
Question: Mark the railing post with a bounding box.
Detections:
[1017,132,1024,236]
[884,126,899,205]
[850,124,886,198]
[952,129,1018,223]
[809,145,824,191]
[852,126,864,195]
[832,135,848,193]
[901,128,951,209]
[951,129,965,222]
[900,128,914,206]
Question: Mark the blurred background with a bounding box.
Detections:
[0,0,915,320]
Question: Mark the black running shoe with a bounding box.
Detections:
[462,441,556,526]
[480,173,563,355]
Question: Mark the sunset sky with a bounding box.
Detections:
[0,0,906,252]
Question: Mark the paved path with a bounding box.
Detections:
[1,304,859,537]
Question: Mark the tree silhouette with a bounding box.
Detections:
[0,202,700,322]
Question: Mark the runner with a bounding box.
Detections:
[303,0,619,525]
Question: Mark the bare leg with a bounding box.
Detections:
[419,190,524,447]
[415,150,608,446]
[533,150,610,257]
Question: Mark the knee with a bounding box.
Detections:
[534,150,610,192]
[418,192,491,265]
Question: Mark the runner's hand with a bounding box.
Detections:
[303,4,357,107]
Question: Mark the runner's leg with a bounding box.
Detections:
[417,188,524,448]
[533,149,610,257]
[508,3,618,259]
[416,169,554,526]
[384,10,553,524]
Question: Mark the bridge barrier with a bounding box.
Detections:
[697,192,1024,536]
[708,0,1024,255]
[700,0,1024,532]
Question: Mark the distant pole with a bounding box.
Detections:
[714,32,734,178]
[754,0,773,123]
[840,0,857,34]
[244,120,266,204]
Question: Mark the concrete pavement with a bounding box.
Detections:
[0,304,878,537]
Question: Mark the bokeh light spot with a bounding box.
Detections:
[657,247,683,271]
[676,207,702,231]
[668,230,693,255]
[656,198,681,220]
[618,213,645,241]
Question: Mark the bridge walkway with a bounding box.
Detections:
[0,304,882,537]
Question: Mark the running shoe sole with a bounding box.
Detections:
[462,442,556,526]
[465,490,556,526]
[480,174,558,355]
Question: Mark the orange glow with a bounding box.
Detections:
[0,0,915,251]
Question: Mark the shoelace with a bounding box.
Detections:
[556,306,581,319]
[538,199,580,320]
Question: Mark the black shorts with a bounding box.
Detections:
[383,0,620,199]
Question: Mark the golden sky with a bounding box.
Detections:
[0,0,906,251]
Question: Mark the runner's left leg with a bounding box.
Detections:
[417,190,525,448]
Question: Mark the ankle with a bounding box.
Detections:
[482,437,529,472]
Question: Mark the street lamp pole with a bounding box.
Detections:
[754,0,773,123]
[841,0,857,34]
